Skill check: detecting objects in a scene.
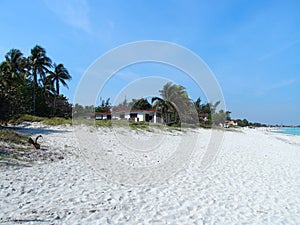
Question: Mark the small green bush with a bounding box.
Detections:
[9,114,71,126]
[44,117,72,126]
[0,129,29,144]
[9,114,44,124]
[96,120,112,127]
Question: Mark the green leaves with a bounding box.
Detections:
[0,45,72,121]
[48,63,72,95]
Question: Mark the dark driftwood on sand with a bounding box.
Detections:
[28,135,43,149]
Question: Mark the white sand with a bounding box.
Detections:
[1,125,300,224]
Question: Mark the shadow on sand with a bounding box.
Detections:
[3,124,71,135]
[0,218,52,223]
[0,160,32,169]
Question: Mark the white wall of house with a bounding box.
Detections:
[125,113,130,120]
[112,115,120,120]
[111,111,162,123]
[96,115,108,120]
[137,113,144,122]
[112,112,129,120]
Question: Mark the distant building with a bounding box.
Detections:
[92,111,209,125]
[95,110,162,123]
[199,113,209,122]
[224,120,238,128]
[95,112,112,120]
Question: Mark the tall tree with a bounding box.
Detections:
[4,49,25,79]
[194,97,201,111]
[0,45,73,121]
[47,63,71,116]
[95,97,111,113]
[131,98,152,110]
[226,111,231,121]
[49,63,71,95]
[28,45,52,115]
[2,49,29,83]
[151,96,175,125]
[0,49,30,119]
[157,82,196,125]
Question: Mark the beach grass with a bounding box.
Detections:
[0,129,29,145]
[9,114,72,126]
[0,129,31,162]
[7,114,241,133]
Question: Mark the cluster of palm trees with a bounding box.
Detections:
[73,82,228,126]
[151,83,195,125]
[110,82,219,126]
[0,45,72,121]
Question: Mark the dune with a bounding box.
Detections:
[0,123,299,224]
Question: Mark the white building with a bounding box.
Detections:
[110,110,162,123]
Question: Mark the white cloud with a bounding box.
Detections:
[44,0,91,33]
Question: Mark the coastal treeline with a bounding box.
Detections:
[76,82,265,127]
[0,46,72,122]
[74,82,231,127]
[1,45,260,127]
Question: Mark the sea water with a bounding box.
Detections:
[273,127,300,135]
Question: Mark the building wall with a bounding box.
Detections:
[111,111,162,123]
[137,113,144,122]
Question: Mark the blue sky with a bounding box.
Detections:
[1,0,300,125]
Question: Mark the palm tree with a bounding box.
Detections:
[48,63,71,116]
[28,45,52,115]
[4,49,23,79]
[156,82,196,125]
[2,49,29,83]
[151,97,177,125]
[40,75,55,109]
[0,49,29,118]
[49,63,71,95]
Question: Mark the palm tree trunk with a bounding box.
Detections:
[53,80,59,116]
[53,95,57,116]
[33,85,36,115]
[56,79,59,96]
[33,71,37,115]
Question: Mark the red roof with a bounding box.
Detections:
[95,109,160,115]
[95,112,111,115]
[95,111,208,115]
[198,113,208,117]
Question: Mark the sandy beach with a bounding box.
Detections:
[1,124,300,224]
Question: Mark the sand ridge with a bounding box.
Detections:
[0,125,299,224]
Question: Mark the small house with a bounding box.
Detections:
[112,110,162,123]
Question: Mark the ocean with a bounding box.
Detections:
[273,127,300,136]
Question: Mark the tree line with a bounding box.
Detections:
[74,82,231,127]
[0,45,72,122]
[1,45,256,127]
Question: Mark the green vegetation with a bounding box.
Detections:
[0,129,30,162]
[129,121,149,130]
[0,129,29,145]
[0,46,72,122]
[211,109,227,125]
[236,119,249,127]
[9,114,72,126]
[74,82,232,129]
[95,98,111,113]
[43,117,72,126]
[96,119,112,127]
[1,46,260,129]
[110,82,222,127]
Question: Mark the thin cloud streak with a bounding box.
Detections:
[258,39,300,61]
[44,0,91,33]
[254,79,296,96]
